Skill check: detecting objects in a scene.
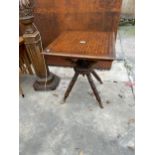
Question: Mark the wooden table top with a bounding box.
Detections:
[44,31,115,61]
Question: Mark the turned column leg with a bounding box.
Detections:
[64,72,79,101]
[19,0,60,91]
[86,73,103,109]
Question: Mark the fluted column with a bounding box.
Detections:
[19,0,60,90]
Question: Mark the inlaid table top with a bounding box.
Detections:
[44,31,116,61]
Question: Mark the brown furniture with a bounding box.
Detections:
[45,31,115,61]
[19,0,122,89]
[34,0,122,47]
[19,0,122,69]
[19,36,34,75]
[20,0,122,107]
[19,0,60,91]
[44,31,116,108]
[19,36,27,97]
[40,0,122,108]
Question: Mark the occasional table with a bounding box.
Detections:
[43,31,115,108]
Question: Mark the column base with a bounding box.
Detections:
[33,73,60,91]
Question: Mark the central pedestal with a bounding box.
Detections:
[63,60,104,109]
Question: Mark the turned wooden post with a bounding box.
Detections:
[19,0,60,91]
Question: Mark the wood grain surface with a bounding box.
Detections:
[33,0,122,47]
[44,31,115,60]
[20,0,122,69]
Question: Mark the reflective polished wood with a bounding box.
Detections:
[44,31,115,61]
[34,0,122,47]
[20,0,122,69]
[43,31,116,108]
[40,0,122,108]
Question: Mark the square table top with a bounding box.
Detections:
[44,31,116,61]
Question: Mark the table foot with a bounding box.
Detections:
[87,73,104,109]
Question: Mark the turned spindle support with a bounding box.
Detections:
[19,0,60,91]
